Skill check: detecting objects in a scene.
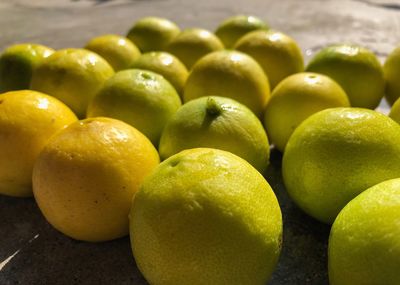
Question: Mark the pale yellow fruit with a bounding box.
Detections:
[33,117,159,242]
[0,90,77,197]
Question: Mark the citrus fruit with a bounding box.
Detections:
[33,117,160,242]
[130,148,282,285]
[30,48,114,118]
[126,17,180,52]
[389,97,400,123]
[306,44,384,109]
[383,46,400,105]
[234,29,304,89]
[0,43,54,92]
[0,90,77,197]
[215,15,269,49]
[166,28,224,69]
[183,50,270,117]
[159,96,270,173]
[84,34,141,71]
[329,178,400,285]
[264,72,350,152]
[130,51,188,96]
[282,107,400,224]
[87,69,181,145]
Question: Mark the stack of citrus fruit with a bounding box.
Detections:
[1,13,400,285]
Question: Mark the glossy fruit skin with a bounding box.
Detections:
[159,96,270,173]
[85,34,141,71]
[215,15,269,49]
[87,69,181,145]
[384,46,400,105]
[166,28,224,69]
[306,44,384,109]
[235,29,304,89]
[130,148,282,285]
[329,178,400,285]
[263,72,350,152]
[0,90,77,197]
[127,17,180,52]
[184,50,270,117]
[283,107,400,224]
[30,48,114,118]
[33,117,160,242]
[0,43,54,92]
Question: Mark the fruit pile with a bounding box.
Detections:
[0,15,399,285]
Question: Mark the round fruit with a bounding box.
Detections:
[389,97,400,123]
[159,96,270,173]
[264,72,350,152]
[130,51,188,96]
[33,117,159,242]
[306,44,384,109]
[283,107,400,224]
[30,48,114,118]
[234,29,304,89]
[0,43,54,92]
[184,50,270,117]
[383,46,400,105]
[166,28,224,69]
[130,148,282,285]
[87,69,181,145]
[84,34,141,71]
[329,178,400,285]
[215,15,268,49]
[0,90,77,197]
[126,17,180,52]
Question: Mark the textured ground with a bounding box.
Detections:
[1,0,399,284]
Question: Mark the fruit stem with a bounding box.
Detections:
[206,97,222,116]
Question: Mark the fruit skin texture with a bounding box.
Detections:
[87,69,181,145]
[130,148,282,285]
[0,90,77,197]
[166,28,224,69]
[84,34,141,71]
[33,117,160,242]
[0,43,54,92]
[283,107,400,224]
[264,72,350,152]
[184,50,270,117]
[126,17,180,52]
[159,96,270,173]
[30,48,114,118]
[234,29,304,90]
[215,15,268,49]
[130,51,188,96]
[384,46,400,105]
[329,178,400,285]
[306,44,384,109]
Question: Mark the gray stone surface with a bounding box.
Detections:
[0,0,399,284]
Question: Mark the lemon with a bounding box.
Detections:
[30,48,114,118]
[84,34,141,71]
[306,44,384,109]
[283,107,400,224]
[329,178,400,285]
[130,148,282,285]
[126,17,180,52]
[87,69,181,145]
[383,46,400,105]
[215,15,269,49]
[234,30,304,89]
[184,50,270,117]
[159,96,270,173]
[0,43,54,92]
[264,72,350,152]
[389,97,400,123]
[33,117,159,242]
[130,51,188,96]
[0,90,77,197]
[166,28,224,69]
